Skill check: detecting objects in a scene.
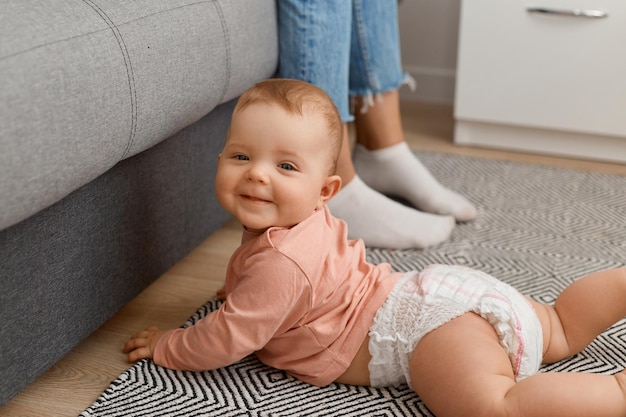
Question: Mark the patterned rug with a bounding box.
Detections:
[82,152,626,417]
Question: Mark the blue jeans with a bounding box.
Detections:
[277,0,408,123]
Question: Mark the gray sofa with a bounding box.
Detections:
[0,0,278,406]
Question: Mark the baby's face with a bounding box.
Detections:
[216,102,337,233]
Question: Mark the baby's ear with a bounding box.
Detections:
[319,175,342,206]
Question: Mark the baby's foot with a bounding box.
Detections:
[327,176,455,249]
[353,143,477,222]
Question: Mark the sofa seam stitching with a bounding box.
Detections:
[81,0,137,160]
[214,1,231,104]
[0,2,214,63]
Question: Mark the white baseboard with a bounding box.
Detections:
[400,65,456,104]
[455,119,626,164]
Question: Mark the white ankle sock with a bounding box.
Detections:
[353,142,477,221]
[327,176,455,249]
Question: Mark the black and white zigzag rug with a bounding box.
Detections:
[82,152,626,417]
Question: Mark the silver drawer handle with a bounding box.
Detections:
[527,7,608,18]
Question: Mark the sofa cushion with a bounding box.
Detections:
[0,0,277,230]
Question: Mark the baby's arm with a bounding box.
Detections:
[123,326,169,363]
[124,251,309,371]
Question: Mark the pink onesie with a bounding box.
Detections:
[153,206,402,386]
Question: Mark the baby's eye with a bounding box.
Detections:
[234,154,249,161]
[279,162,296,171]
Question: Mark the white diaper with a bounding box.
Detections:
[368,264,543,387]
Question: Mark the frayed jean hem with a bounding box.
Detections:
[350,73,416,116]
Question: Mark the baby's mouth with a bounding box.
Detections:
[241,194,272,204]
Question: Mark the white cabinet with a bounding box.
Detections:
[454,0,626,163]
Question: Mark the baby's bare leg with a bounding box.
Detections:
[410,312,626,417]
[539,267,626,362]
[410,313,516,417]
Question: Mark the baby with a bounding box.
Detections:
[124,78,626,417]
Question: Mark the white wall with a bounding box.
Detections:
[398,0,461,104]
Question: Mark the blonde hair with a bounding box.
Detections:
[234,78,343,175]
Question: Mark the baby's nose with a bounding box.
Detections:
[247,164,269,183]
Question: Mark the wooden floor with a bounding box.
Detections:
[3,102,625,417]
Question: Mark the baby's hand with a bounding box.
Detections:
[123,326,168,363]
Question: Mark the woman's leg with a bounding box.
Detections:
[348,0,477,222]
[277,0,352,124]
[353,92,478,222]
[410,312,626,417]
[278,0,454,249]
[328,156,456,248]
